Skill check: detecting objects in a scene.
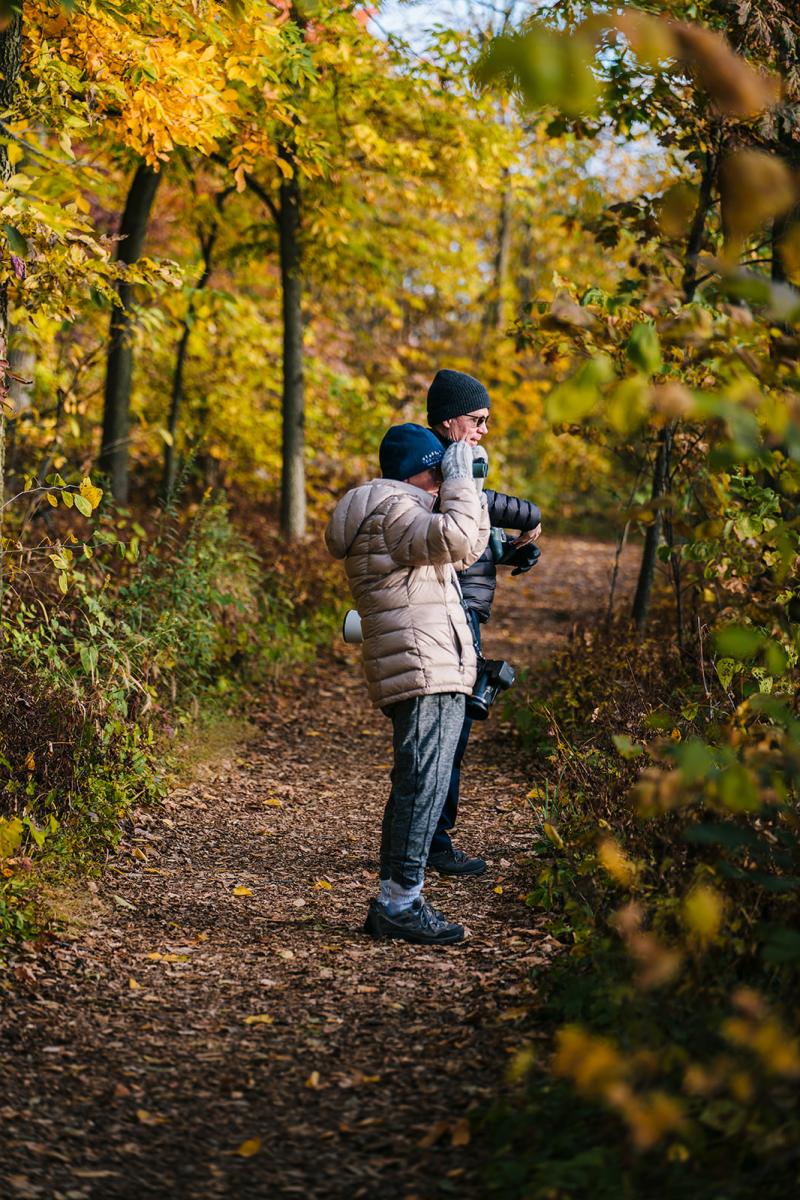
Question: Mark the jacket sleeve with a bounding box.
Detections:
[452,498,491,572]
[383,479,486,566]
[485,488,542,531]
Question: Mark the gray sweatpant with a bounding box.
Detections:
[380,692,466,889]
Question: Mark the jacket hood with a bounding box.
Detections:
[325,479,434,560]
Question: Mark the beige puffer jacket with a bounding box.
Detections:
[325,476,490,708]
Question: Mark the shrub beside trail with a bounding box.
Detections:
[485,602,800,1199]
[0,494,339,951]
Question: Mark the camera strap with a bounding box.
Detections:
[452,573,483,664]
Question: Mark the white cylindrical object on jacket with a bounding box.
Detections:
[342,609,363,644]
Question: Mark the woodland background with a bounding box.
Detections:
[1,0,799,1196]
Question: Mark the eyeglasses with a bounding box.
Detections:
[465,414,489,429]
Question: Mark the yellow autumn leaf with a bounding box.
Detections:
[507,1046,536,1084]
[598,837,636,887]
[128,977,140,989]
[543,822,564,849]
[136,1109,168,1125]
[683,884,724,941]
[0,817,24,859]
[79,476,104,510]
[243,1013,274,1025]
[314,879,332,890]
[232,885,252,896]
[305,1070,320,1088]
[237,1137,262,1158]
[24,752,35,771]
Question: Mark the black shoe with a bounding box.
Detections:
[427,847,487,876]
[363,898,465,945]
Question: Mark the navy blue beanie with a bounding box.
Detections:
[379,423,445,481]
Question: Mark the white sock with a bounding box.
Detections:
[379,878,423,915]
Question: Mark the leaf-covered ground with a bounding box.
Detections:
[0,536,638,1199]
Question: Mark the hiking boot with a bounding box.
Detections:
[363,898,465,945]
[427,847,487,876]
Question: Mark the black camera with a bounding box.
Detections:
[472,457,489,479]
[466,657,517,720]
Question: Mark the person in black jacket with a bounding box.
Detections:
[425,368,542,876]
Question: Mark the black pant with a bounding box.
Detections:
[429,610,481,856]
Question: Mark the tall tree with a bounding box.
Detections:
[99,162,161,504]
[0,6,23,608]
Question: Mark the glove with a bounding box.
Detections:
[510,543,542,576]
[441,440,473,481]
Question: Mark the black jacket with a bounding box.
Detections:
[459,488,541,623]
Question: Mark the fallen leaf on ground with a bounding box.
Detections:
[498,1007,529,1022]
[128,977,140,990]
[305,1071,320,1088]
[450,1117,471,1147]
[237,1137,262,1157]
[232,886,252,896]
[136,1109,168,1125]
[243,1014,274,1025]
[314,879,332,890]
[418,1119,450,1149]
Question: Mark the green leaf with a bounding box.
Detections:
[0,816,24,858]
[683,823,760,852]
[760,926,800,963]
[79,644,99,675]
[626,323,662,375]
[764,640,789,677]
[25,819,46,849]
[74,494,92,518]
[3,224,28,256]
[611,733,643,759]
[718,763,759,813]
[714,657,737,690]
[676,738,715,783]
[714,625,765,660]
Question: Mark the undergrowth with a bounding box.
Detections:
[0,494,339,953]
[485,612,800,1200]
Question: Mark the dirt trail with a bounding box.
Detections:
[1,536,638,1200]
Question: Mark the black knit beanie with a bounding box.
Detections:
[426,369,490,426]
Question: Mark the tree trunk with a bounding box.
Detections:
[0,9,23,613]
[99,162,161,504]
[8,326,35,413]
[484,175,511,335]
[162,221,220,501]
[681,152,716,302]
[632,425,673,632]
[278,150,305,541]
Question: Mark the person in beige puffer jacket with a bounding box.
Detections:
[325,423,489,945]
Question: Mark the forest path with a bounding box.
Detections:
[1,536,639,1200]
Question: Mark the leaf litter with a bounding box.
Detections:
[0,536,638,1198]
